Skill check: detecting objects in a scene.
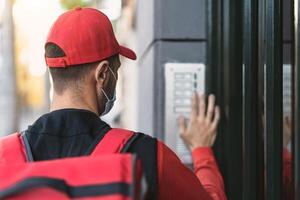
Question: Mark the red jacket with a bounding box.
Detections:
[0,134,227,200]
[283,148,292,200]
[0,110,227,200]
[157,141,227,200]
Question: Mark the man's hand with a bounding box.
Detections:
[283,116,292,148]
[179,93,220,151]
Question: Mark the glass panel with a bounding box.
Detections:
[264,0,283,198]
[294,0,300,198]
[282,0,293,198]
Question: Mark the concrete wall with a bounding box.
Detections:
[136,0,207,138]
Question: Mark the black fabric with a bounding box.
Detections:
[121,132,140,153]
[125,133,158,200]
[26,109,111,161]
[25,109,158,199]
[0,177,131,198]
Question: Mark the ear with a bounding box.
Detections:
[94,60,109,88]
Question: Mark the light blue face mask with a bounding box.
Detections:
[100,66,117,116]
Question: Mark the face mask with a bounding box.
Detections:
[100,66,117,116]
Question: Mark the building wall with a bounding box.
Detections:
[136,0,207,139]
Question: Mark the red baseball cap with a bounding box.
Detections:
[45,7,136,68]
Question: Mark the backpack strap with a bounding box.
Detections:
[91,128,139,156]
[124,133,158,200]
[0,133,27,164]
[20,131,34,162]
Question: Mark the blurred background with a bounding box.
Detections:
[0,0,139,134]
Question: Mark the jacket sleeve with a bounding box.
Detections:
[157,141,227,200]
[283,148,292,200]
[192,147,227,200]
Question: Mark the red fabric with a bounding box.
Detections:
[0,155,133,188]
[283,148,292,200]
[45,7,136,68]
[0,129,139,200]
[0,154,136,200]
[6,190,132,200]
[0,129,135,162]
[0,133,26,164]
[1,131,226,200]
[91,129,134,155]
[157,141,227,200]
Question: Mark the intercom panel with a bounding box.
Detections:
[164,63,205,164]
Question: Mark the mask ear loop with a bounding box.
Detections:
[101,88,110,101]
[108,66,117,81]
[101,66,117,101]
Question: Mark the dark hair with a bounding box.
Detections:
[45,43,116,94]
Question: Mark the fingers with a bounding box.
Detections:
[188,92,220,125]
[211,106,220,130]
[209,106,220,146]
[190,93,198,120]
[210,132,217,145]
[206,94,216,122]
[198,94,206,120]
[178,115,187,135]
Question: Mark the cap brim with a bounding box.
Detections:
[119,46,137,60]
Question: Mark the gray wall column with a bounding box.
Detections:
[137,0,207,139]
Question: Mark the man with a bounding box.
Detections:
[3,7,226,200]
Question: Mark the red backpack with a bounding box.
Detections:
[0,128,146,200]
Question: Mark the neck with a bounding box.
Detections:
[50,91,99,116]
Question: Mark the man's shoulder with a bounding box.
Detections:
[124,131,157,152]
[133,131,157,141]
